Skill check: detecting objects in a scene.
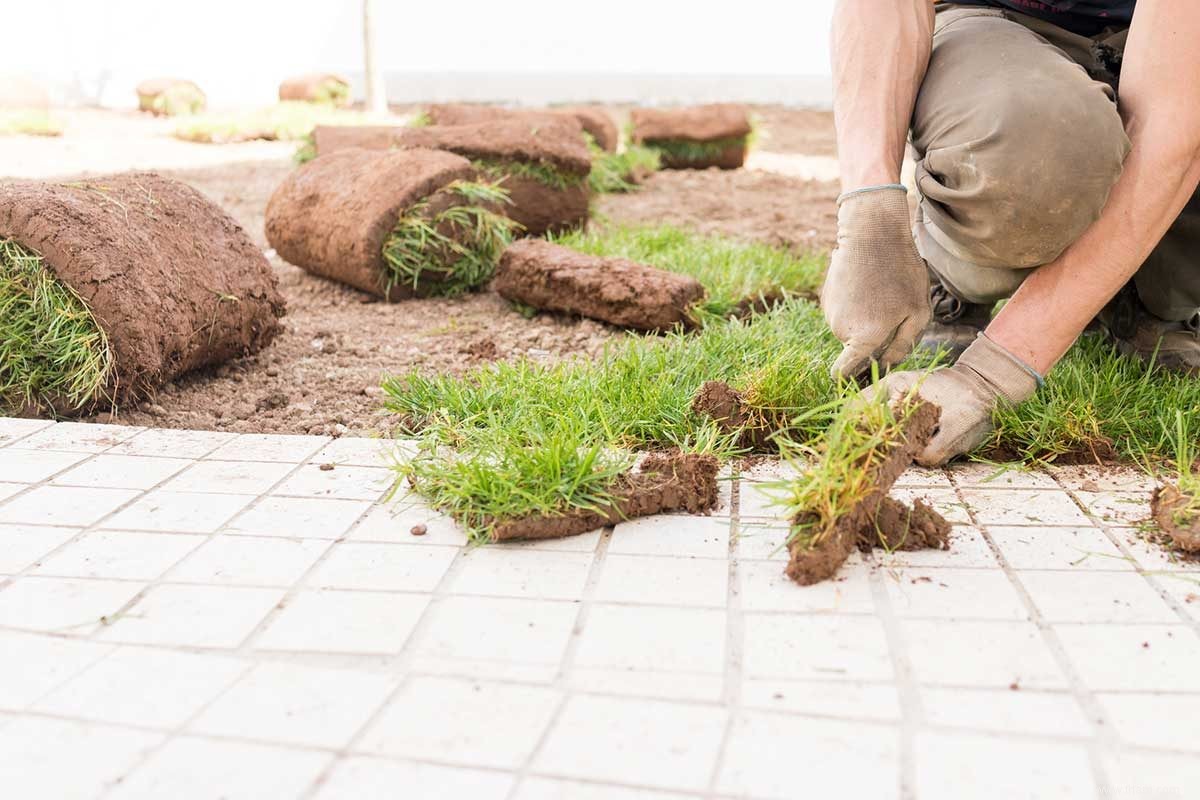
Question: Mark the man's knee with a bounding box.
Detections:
[916,64,1130,269]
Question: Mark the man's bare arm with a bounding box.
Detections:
[832,0,933,192]
[987,0,1200,374]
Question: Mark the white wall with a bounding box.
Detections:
[5,0,835,108]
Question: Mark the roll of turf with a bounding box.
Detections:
[425,103,619,153]
[630,104,752,170]
[312,118,592,236]
[265,147,515,300]
[0,172,284,416]
[278,73,350,106]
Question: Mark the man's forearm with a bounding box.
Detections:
[832,0,933,192]
[987,0,1200,375]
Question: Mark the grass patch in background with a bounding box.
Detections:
[586,137,661,194]
[381,180,518,297]
[0,110,62,137]
[551,224,824,321]
[0,238,113,414]
[643,134,749,164]
[150,84,206,117]
[176,101,378,144]
[310,78,350,107]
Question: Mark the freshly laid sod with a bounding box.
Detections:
[471,158,585,193]
[381,180,519,297]
[0,110,62,137]
[0,238,112,414]
[175,101,377,144]
[550,224,825,321]
[587,140,662,194]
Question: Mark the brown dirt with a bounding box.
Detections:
[426,103,619,153]
[278,74,349,105]
[494,240,705,331]
[490,451,719,541]
[313,119,591,236]
[135,79,203,114]
[594,168,838,253]
[691,380,778,451]
[752,107,837,157]
[1150,484,1200,552]
[785,402,943,585]
[0,76,50,110]
[865,497,951,552]
[0,172,284,414]
[265,147,478,300]
[3,104,837,436]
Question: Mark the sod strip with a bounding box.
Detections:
[551,224,824,321]
[0,173,284,415]
[137,78,206,117]
[267,148,511,300]
[278,73,350,106]
[630,103,753,170]
[0,238,112,415]
[174,101,374,144]
[425,103,620,153]
[642,135,749,170]
[587,140,661,194]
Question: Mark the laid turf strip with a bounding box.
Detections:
[494,240,706,331]
[174,101,372,144]
[278,73,350,106]
[425,103,619,153]
[630,103,752,170]
[0,172,284,415]
[266,148,515,300]
[312,118,591,235]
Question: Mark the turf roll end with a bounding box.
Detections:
[630,104,752,170]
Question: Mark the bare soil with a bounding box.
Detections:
[494,239,705,331]
[0,105,838,436]
[785,402,946,585]
[490,452,719,541]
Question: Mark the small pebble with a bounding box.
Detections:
[410,524,428,537]
[319,463,335,471]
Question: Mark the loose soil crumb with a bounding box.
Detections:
[490,452,719,542]
[786,402,945,585]
[865,497,951,552]
[691,380,778,451]
[1150,484,1200,552]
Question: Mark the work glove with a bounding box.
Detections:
[822,185,930,381]
[866,333,1041,466]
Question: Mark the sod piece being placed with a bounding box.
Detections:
[781,397,948,585]
[425,103,619,153]
[494,240,705,331]
[136,78,206,117]
[0,173,285,416]
[278,73,351,106]
[266,147,516,300]
[630,103,752,170]
[312,118,592,236]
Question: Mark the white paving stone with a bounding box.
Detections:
[882,567,1028,620]
[0,485,140,526]
[0,418,54,446]
[318,756,513,800]
[205,433,328,462]
[0,449,89,483]
[450,547,594,600]
[902,619,1068,689]
[8,422,141,453]
[741,678,902,722]
[272,463,393,501]
[609,514,730,558]
[743,613,894,681]
[914,731,1098,799]
[107,427,235,459]
[306,541,456,592]
[31,530,204,580]
[254,589,430,654]
[0,524,82,573]
[1097,692,1200,752]
[960,488,1091,526]
[160,459,294,495]
[95,583,284,647]
[920,687,1092,737]
[51,454,190,490]
[101,490,253,533]
[988,525,1133,571]
[0,630,113,709]
[594,553,728,607]
[0,576,145,634]
[1018,570,1178,623]
[168,535,328,586]
[225,495,371,538]
[1054,624,1200,692]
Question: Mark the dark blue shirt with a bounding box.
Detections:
[954,1,1135,35]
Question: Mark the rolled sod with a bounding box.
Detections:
[0,172,284,415]
[278,73,351,106]
[494,240,705,331]
[312,118,592,236]
[265,147,515,300]
[136,78,206,117]
[426,103,619,153]
[630,103,752,170]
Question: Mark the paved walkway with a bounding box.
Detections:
[1,418,1197,799]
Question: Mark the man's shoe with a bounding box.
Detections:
[1098,287,1200,375]
[915,278,993,362]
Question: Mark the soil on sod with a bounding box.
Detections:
[494,239,705,331]
[692,380,781,451]
[312,118,591,236]
[425,103,619,153]
[1151,484,1200,553]
[489,451,719,541]
[0,172,284,414]
[786,401,947,585]
[631,104,752,170]
[265,148,509,300]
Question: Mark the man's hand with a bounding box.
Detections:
[866,333,1040,466]
[822,186,931,381]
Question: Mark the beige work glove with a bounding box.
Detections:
[868,333,1041,466]
[822,185,931,381]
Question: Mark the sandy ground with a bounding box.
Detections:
[1,105,838,436]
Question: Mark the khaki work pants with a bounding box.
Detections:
[912,4,1200,322]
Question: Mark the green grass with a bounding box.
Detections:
[643,135,749,164]
[550,224,825,321]
[150,84,205,117]
[471,158,585,192]
[1166,410,1200,525]
[311,78,349,106]
[408,110,432,128]
[0,238,113,415]
[381,180,519,297]
[0,110,62,137]
[177,101,377,144]
[587,141,662,194]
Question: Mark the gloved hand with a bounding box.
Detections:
[822,185,930,381]
[867,333,1041,466]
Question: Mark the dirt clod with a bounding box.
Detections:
[319,463,335,471]
[410,524,428,536]
[691,380,780,451]
[490,451,719,542]
[1150,484,1200,552]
